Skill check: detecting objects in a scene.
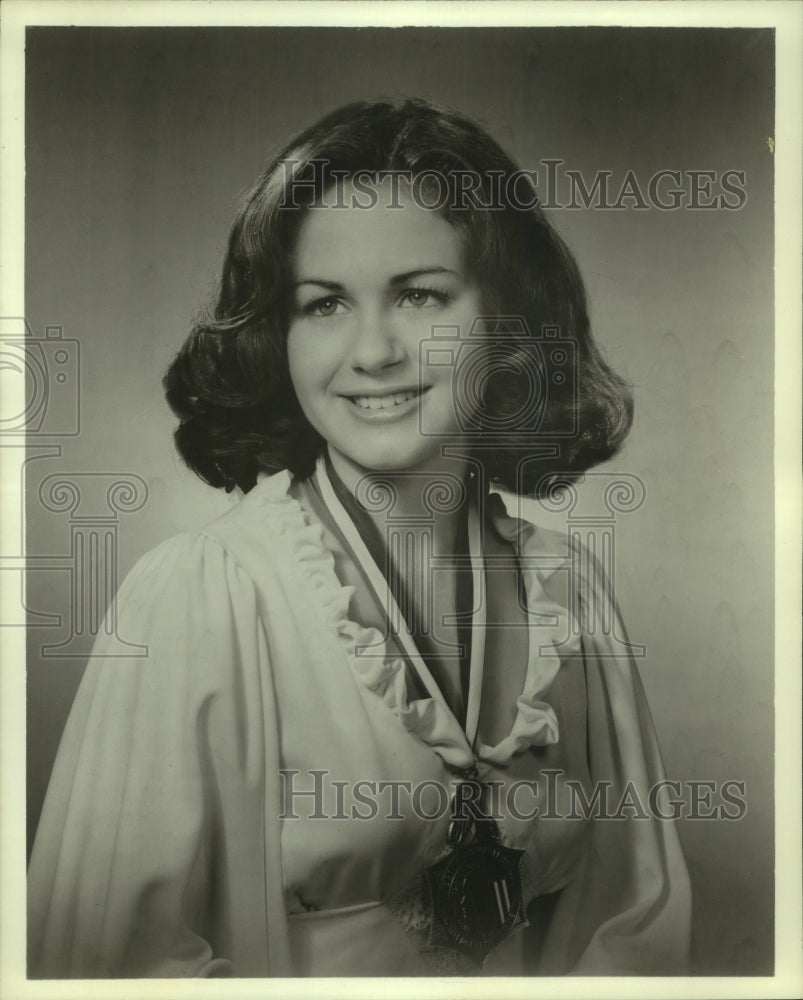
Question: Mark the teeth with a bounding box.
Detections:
[352,390,418,410]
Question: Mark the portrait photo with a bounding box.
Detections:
[1,2,800,996]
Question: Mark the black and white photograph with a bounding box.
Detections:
[1,1,800,995]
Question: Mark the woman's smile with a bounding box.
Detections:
[341,385,430,420]
[348,387,424,411]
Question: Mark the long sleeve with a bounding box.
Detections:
[27,531,291,978]
[537,538,693,974]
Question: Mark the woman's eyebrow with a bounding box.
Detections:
[294,278,343,290]
[295,267,460,290]
[389,267,459,285]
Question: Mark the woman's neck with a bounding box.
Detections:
[325,447,473,558]
[321,446,480,721]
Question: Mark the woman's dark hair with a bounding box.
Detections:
[164,98,632,495]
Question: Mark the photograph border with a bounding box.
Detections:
[2,2,800,998]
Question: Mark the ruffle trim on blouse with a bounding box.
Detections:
[254,471,580,769]
[477,495,582,765]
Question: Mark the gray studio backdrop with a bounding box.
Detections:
[23,27,773,975]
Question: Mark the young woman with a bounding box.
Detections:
[28,99,691,978]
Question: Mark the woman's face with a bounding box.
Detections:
[287,179,484,486]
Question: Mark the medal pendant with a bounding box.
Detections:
[423,838,527,966]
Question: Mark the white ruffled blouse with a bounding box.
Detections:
[28,469,692,978]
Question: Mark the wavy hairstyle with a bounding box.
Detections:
[164,98,632,495]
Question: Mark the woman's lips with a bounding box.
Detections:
[341,386,431,420]
[351,389,419,411]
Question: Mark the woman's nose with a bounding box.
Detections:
[348,308,404,373]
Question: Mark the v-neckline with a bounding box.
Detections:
[313,454,487,758]
[256,466,565,769]
[322,452,475,727]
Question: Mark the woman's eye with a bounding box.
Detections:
[303,296,345,318]
[398,288,448,309]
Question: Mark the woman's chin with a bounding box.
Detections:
[327,440,465,481]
